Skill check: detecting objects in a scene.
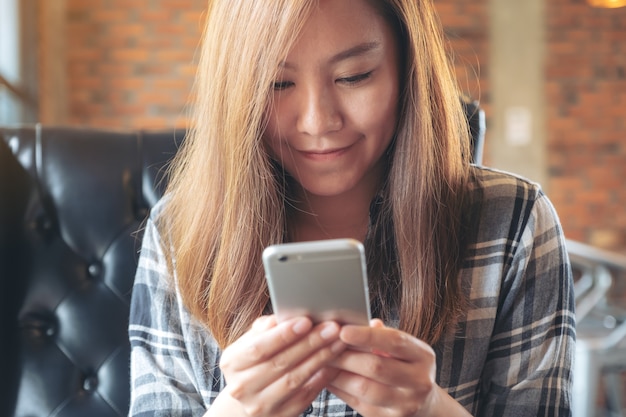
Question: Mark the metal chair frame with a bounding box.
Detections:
[569,240,626,417]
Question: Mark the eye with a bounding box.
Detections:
[273,81,294,91]
[337,71,373,85]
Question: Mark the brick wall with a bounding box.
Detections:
[546,1,626,250]
[436,0,490,114]
[435,0,491,164]
[65,0,206,128]
[59,1,625,251]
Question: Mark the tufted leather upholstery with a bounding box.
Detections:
[0,101,484,417]
[0,126,183,417]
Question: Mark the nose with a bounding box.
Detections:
[296,84,343,136]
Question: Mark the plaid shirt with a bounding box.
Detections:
[129,166,575,416]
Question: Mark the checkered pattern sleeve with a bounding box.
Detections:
[436,168,575,417]
[128,202,224,416]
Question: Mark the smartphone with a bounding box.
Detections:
[262,238,371,326]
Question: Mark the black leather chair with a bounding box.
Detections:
[0,126,183,417]
[0,101,484,417]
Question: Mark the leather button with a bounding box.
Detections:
[83,375,98,392]
[35,216,53,232]
[33,213,56,240]
[136,207,149,221]
[87,262,102,278]
[20,313,57,339]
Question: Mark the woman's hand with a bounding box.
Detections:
[327,319,471,417]
[214,315,346,417]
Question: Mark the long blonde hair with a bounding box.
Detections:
[164,0,472,348]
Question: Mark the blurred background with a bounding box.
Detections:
[1,0,625,254]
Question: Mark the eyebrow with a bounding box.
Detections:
[280,41,382,69]
[329,41,382,64]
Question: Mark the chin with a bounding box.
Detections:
[298,179,359,198]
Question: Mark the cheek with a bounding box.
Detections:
[355,88,399,143]
[380,84,400,139]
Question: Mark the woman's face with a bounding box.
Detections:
[264,0,401,199]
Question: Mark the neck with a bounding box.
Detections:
[288,174,383,243]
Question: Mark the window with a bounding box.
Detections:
[0,0,38,124]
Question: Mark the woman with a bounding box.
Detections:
[129,0,575,416]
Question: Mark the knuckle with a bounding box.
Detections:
[297,381,320,405]
[354,378,371,397]
[366,355,386,376]
[279,326,296,346]
[424,377,435,391]
[218,355,231,371]
[227,381,245,400]
[283,371,305,390]
[245,341,265,362]
[243,402,265,417]
[422,343,436,361]
[270,353,290,372]
[390,332,411,350]
[314,343,335,362]
[412,373,433,395]
[305,331,322,349]
[405,399,422,417]
[218,350,235,373]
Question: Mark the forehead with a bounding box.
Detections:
[283,0,398,65]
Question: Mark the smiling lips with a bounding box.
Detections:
[299,144,354,161]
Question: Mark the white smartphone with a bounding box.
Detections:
[262,238,371,325]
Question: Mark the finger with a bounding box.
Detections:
[269,353,344,416]
[251,314,277,332]
[264,339,346,402]
[339,325,433,362]
[327,378,384,415]
[328,359,434,417]
[329,367,397,405]
[254,322,342,381]
[287,366,342,409]
[328,378,426,417]
[369,318,385,328]
[331,348,431,387]
[222,316,313,371]
[227,323,344,400]
[233,364,342,417]
[367,319,390,356]
[234,315,278,343]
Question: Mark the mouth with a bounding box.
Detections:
[299,144,353,161]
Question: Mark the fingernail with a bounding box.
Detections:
[292,318,311,334]
[320,323,339,339]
